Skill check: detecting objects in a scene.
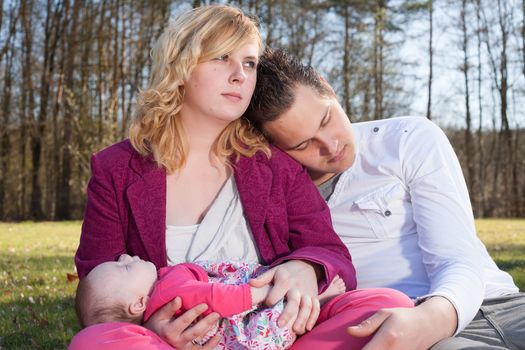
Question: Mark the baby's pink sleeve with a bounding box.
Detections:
[144,263,252,321]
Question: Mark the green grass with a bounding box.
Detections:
[0,222,80,349]
[0,219,524,349]
[475,219,525,291]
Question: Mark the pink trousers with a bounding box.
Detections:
[68,288,413,350]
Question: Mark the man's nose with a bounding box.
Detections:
[319,135,339,155]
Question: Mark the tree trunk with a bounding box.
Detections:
[461,0,475,202]
[0,43,14,219]
[55,0,81,220]
[475,0,485,217]
[342,4,352,118]
[373,0,385,120]
[30,0,63,220]
[266,0,274,48]
[426,0,433,120]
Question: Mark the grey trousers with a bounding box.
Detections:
[431,293,525,350]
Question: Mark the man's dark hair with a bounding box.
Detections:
[246,48,335,134]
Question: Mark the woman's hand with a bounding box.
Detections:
[249,260,321,335]
[144,297,221,349]
[347,296,458,349]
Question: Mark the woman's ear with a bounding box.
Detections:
[129,295,149,316]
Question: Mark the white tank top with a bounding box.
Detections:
[165,176,261,265]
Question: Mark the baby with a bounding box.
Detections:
[75,254,346,349]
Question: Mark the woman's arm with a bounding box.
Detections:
[75,152,127,278]
[268,149,356,291]
[76,151,220,348]
[251,150,356,334]
[144,298,221,350]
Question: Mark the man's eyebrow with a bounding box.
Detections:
[286,105,331,150]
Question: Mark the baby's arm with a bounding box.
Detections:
[146,264,268,320]
[250,284,271,305]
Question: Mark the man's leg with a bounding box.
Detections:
[432,292,525,350]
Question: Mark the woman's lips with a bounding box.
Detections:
[222,92,242,102]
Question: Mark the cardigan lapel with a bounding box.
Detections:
[233,153,273,263]
[126,152,167,268]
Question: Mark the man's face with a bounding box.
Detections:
[264,84,356,184]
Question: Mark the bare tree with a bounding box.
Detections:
[460,0,474,198]
[475,0,485,216]
[373,0,386,119]
[425,0,433,120]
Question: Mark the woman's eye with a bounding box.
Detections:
[243,60,257,69]
[215,54,229,61]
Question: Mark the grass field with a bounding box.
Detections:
[0,219,524,349]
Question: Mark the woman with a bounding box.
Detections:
[72,5,412,349]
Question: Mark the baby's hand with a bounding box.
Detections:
[250,284,271,306]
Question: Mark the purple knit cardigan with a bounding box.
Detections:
[75,140,356,291]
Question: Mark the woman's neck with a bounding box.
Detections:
[179,110,232,156]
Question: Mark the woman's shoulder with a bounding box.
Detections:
[235,145,305,185]
[93,139,135,162]
[241,145,303,172]
[89,139,152,178]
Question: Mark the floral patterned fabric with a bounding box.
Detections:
[194,260,295,350]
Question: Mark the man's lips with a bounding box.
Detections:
[222,92,242,102]
[329,145,346,162]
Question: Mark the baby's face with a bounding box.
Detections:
[89,254,158,297]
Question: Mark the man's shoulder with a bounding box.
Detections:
[353,116,433,133]
[353,116,443,144]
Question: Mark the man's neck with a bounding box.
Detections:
[309,171,337,186]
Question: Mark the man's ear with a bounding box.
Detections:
[129,295,149,316]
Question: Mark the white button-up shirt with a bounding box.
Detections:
[328,117,518,332]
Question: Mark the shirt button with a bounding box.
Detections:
[384,210,391,216]
[373,127,379,132]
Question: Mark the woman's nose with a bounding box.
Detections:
[229,63,246,84]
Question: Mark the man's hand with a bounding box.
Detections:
[144,297,221,349]
[250,260,321,335]
[347,296,458,350]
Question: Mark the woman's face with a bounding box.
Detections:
[181,40,260,127]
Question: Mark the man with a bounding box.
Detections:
[245,49,524,349]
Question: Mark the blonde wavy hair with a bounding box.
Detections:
[129,5,270,173]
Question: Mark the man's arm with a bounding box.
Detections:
[348,118,484,349]
[348,296,457,349]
